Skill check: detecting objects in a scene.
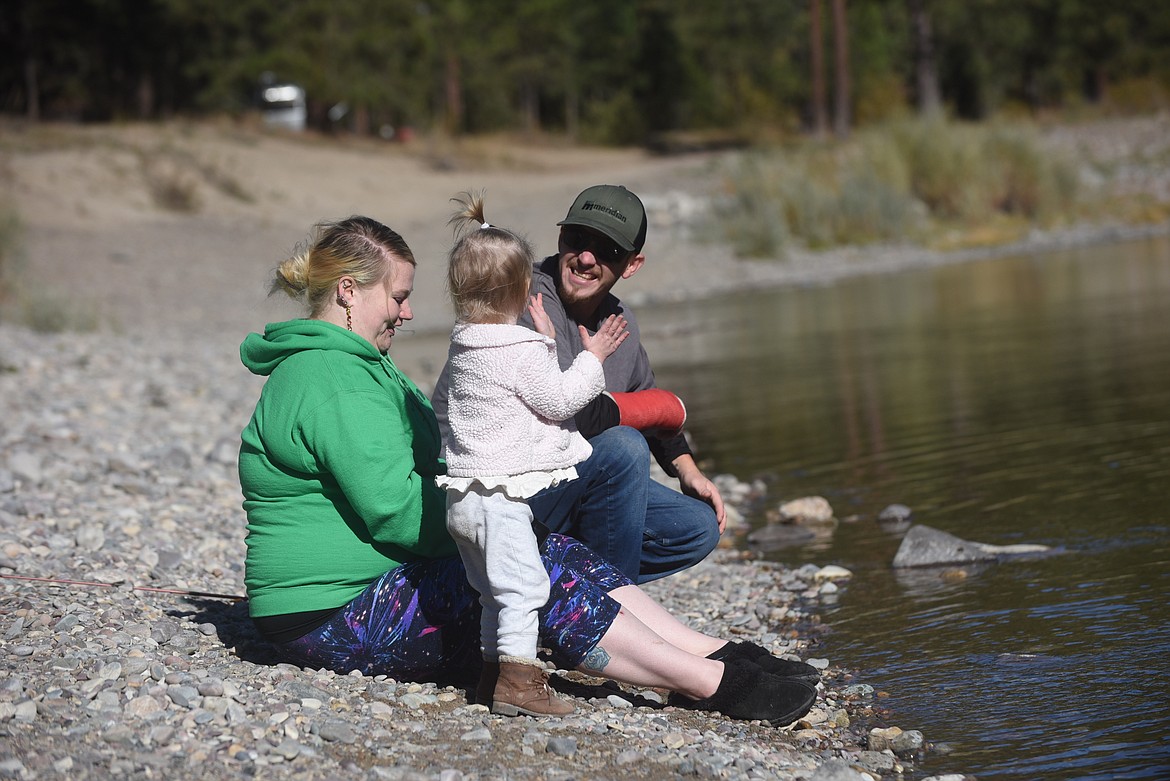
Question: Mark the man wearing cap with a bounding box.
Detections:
[432,185,724,584]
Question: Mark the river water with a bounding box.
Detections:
[647,234,1170,781]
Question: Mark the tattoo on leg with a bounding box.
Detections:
[581,645,611,673]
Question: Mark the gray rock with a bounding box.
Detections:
[7,451,42,484]
[166,684,200,708]
[841,684,874,699]
[809,757,868,781]
[878,503,913,522]
[152,444,192,471]
[207,436,239,466]
[75,525,106,552]
[615,749,644,765]
[460,727,492,742]
[747,524,816,550]
[196,679,224,696]
[0,759,27,778]
[124,695,164,717]
[276,680,331,702]
[318,720,358,743]
[53,614,80,633]
[545,736,578,756]
[892,729,926,755]
[150,620,179,644]
[13,700,37,722]
[855,751,897,773]
[155,549,184,570]
[778,496,834,523]
[893,524,1052,568]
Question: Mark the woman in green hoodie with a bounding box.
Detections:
[237,215,818,725]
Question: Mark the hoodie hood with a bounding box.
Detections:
[449,322,553,350]
[241,319,379,377]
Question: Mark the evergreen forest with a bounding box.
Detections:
[3,0,1168,143]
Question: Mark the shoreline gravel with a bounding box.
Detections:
[1,323,954,781]
[7,115,1168,779]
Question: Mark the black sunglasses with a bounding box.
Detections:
[561,227,630,264]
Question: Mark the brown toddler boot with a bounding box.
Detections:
[491,656,575,717]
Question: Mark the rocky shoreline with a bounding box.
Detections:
[6,113,1170,780]
[0,324,962,781]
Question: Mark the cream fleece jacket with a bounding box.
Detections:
[441,323,604,478]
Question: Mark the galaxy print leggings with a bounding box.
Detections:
[277,533,630,681]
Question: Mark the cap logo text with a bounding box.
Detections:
[581,201,627,223]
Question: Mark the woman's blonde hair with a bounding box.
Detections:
[270,216,415,316]
[446,192,533,324]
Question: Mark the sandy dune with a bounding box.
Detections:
[5,116,1169,384]
[4,123,737,357]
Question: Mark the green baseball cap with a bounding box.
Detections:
[557,185,647,252]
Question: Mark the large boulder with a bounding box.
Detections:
[892,524,1051,568]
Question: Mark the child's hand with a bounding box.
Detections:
[581,314,629,363]
[528,294,555,340]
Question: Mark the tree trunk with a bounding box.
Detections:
[832,0,851,137]
[137,74,154,119]
[521,81,539,135]
[810,0,828,137]
[565,84,579,141]
[24,57,39,121]
[909,0,941,116]
[353,104,370,136]
[444,50,463,135]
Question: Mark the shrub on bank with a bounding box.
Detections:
[0,207,101,333]
[716,117,1080,258]
[0,205,21,308]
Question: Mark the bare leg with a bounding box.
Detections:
[578,606,723,700]
[607,584,727,658]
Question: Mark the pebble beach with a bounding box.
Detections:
[7,114,1169,780]
[0,324,943,781]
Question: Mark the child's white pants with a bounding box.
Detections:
[445,485,549,660]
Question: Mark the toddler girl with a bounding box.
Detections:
[436,192,627,716]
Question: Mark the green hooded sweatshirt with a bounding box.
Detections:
[238,319,456,618]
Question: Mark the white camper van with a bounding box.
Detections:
[260,83,306,131]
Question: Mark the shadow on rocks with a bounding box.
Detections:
[179,597,284,667]
[178,597,484,696]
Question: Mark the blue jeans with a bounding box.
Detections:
[527,426,721,584]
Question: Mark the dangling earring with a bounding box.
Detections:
[337,295,352,331]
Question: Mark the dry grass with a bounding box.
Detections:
[1,120,254,214]
[0,203,21,307]
[715,116,1087,258]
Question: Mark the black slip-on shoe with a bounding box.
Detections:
[708,640,822,682]
[669,657,818,726]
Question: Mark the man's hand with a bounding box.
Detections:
[673,454,727,533]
